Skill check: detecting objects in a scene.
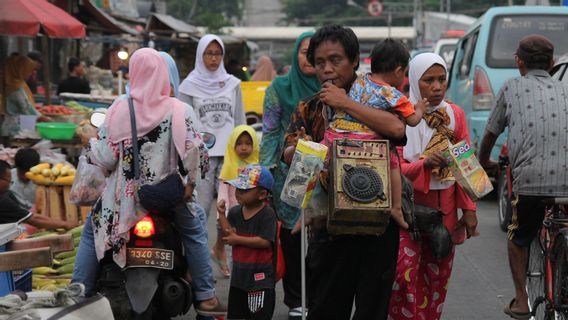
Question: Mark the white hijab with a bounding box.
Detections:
[179,34,240,98]
[403,53,455,190]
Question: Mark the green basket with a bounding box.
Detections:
[36,122,78,140]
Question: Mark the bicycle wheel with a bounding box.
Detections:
[553,235,568,319]
[527,236,547,319]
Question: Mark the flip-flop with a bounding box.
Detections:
[210,249,231,278]
[504,298,532,320]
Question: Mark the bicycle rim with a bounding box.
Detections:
[527,237,547,319]
[553,237,568,319]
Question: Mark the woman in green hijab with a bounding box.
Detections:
[259,31,319,319]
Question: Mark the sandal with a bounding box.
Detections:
[210,249,231,278]
[504,298,531,320]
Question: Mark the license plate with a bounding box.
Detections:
[126,248,174,270]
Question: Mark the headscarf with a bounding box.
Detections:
[251,55,276,81]
[271,31,320,116]
[159,51,181,98]
[178,34,240,98]
[106,48,186,157]
[403,53,456,190]
[4,55,36,104]
[219,125,260,181]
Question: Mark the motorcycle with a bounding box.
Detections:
[89,110,216,319]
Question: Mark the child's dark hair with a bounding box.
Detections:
[307,25,360,71]
[14,148,40,172]
[0,160,10,176]
[370,38,410,74]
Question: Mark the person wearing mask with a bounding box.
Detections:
[478,35,568,320]
[388,53,478,320]
[0,160,75,229]
[71,48,225,316]
[179,35,246,276]
[57,57,91,95]
[251,56,276,82]
[284,25,405,320]
[10,148,40,209]
[259,31,320,319]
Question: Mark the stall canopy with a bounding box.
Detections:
[0,0,85,38]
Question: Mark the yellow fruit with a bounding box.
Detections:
[41,168,51,177]
[32,174,53,185]
[32,267,57,275]
[51,167,60,176]
[60,167,69,176]
[54,175,74,185]
[31,163,50,173]
[55,163,64,170]
[25,172,35,180]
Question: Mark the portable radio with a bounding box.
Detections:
[327,139,392,236]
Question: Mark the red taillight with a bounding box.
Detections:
[363,57,371,64]
[133,216,155,238]
[473,67,494,110]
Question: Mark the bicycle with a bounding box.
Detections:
[526,197,568,319]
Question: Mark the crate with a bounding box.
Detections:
[13,269,32,292]
[36,185,80,223]
[0,245,15,296]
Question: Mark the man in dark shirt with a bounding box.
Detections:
[0,160,75,229]
[57,57,91,95]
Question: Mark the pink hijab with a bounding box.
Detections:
[106,48,186,156]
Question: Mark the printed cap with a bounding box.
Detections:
[226,165,274,191]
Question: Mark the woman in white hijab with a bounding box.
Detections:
[388,53,478,320]
[179,35,246,277]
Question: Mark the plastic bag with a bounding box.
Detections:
[69,155,105,206]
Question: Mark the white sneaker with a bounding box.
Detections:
[289,307,307,319]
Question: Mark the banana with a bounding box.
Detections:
[54,175,74,185]
[56,263,75,274]
[40,284,59,292]
[55,249,77,260]
[32,267,57,275]
[59,256,76,265]
[30,163,50,174]
[67,225,84,237]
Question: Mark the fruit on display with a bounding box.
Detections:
[31,225,84,291]
[35,105,82,116]
[64,101,91,113]
[26,163,75,186]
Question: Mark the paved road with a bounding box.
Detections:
[182,194,513,319]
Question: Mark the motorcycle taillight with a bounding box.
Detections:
[133,216,155,238]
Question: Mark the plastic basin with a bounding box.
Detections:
[36,122,78,140]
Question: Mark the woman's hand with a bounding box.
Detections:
[183,183,195,202]
[423,152,448,169]
[284,127,312,164]
[456,210,479,239]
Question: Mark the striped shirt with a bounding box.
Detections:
[486,69,568,196]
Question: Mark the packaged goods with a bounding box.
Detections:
[281,140,328,209]
[444,140,493,201]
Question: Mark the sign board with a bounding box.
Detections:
[368,0,383,17]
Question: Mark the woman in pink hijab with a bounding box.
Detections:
[72,48,226,315]
[251,55,276,81]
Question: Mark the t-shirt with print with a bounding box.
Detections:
[179,87,246,157]
[330,74,414,134]
[486,69,568,196]
[227,204,277,291]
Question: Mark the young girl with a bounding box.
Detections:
[213,125,260,277]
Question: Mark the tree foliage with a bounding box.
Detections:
[166,0,244,33]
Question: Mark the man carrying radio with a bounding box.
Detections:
[479,34,568,319]
[283,25,406,320]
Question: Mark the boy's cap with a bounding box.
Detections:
[516,34,554,63]
[226,165,274,191]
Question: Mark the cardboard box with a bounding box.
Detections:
[444,140,493,201]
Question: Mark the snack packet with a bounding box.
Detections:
[443,140,493,201]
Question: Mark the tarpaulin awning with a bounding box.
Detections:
[0,0,85,38]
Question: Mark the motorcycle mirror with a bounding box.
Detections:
[90,111,106,128]
[201,132,216,149]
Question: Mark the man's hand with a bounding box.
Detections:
[222,228,238,246]
[480,159,499,177]
[423,152,448,169]
[319,82,350,110]
[183,183,194,202]
[456,210,479,239]
[284,127,312,164]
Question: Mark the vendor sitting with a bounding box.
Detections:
[57,57,91,95]
[11,148,40,210]
[0,160,75,229]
